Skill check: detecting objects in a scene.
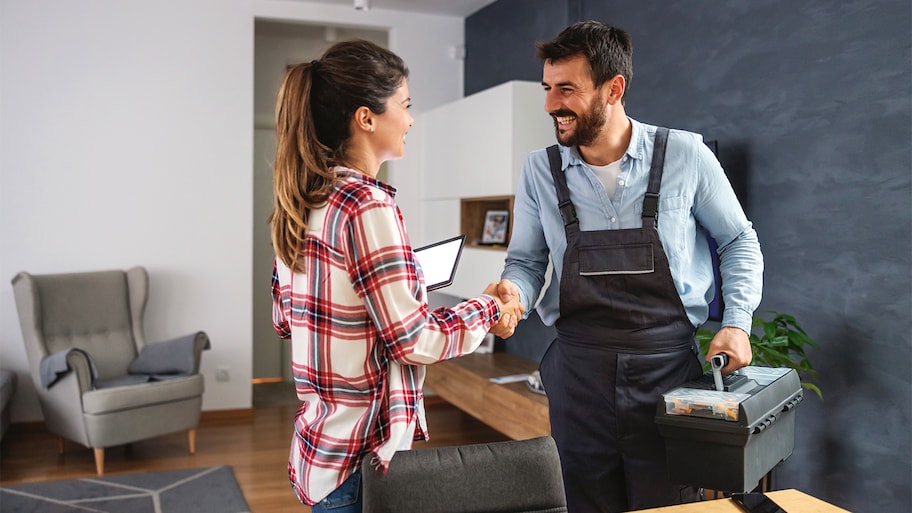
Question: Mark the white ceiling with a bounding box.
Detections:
[297,0,497,17]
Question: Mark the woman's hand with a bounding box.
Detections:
[484,279,524,339]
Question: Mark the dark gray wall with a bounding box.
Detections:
[465,1,911,512]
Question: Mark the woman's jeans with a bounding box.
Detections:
[310,470,362,513]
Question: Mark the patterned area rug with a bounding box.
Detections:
[0,466,250,513]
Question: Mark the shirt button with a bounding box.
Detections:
[610,216,617,223]
[618,179,625,187]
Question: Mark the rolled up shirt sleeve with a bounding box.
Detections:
[345,188,500,366]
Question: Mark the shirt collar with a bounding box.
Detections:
[559,117,647,170]
[625,117,647,161]
[334,166,397,197]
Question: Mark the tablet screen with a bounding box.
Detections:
[413,235,466,291]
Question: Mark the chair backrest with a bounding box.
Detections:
[361,436,567,513]
[11,267,149,380]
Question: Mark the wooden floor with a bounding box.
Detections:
[0,384,509,512]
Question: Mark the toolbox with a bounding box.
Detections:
[655,366,803,493]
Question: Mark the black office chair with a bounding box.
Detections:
[361,436,567,513]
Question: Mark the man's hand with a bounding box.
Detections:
[706,326,753,374]
[483,279,524,339]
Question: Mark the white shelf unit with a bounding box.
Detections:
[418,80,554,299]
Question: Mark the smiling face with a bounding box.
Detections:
[542,55,614,148]
[372,79,414,162]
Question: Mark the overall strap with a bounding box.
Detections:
[547,145,579,231]
[642,127,669,228]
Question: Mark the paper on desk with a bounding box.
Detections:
[489,374,531,384]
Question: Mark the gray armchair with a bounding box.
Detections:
[11,266,208,475]
[361,436,568,513]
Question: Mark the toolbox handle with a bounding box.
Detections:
[710,353,729,391]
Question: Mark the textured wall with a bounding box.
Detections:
[466,1,911,511]
[464,0,567,95]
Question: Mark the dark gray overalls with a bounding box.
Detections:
[539,128,703,512]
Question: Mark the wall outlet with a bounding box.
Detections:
[215,366,230,382]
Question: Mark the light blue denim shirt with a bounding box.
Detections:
[502,118,763,334]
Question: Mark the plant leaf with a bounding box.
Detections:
[770,335,790,347]
[802,382,823,400]
[700,311,823,398]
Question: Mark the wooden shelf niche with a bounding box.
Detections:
[461,195,514,250]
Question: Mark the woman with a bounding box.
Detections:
[269,40,520,512]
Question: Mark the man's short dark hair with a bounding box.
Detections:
[536,21,633,95]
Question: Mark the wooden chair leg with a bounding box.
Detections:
[94,448,105,476]
[188,428,196,454]
[57,436,65,455]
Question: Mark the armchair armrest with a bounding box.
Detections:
[67,350,98,392]
[190,331,210,374]
[39,348,98,392]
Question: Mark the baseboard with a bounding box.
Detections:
[4,409,255,438]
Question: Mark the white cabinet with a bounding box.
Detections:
[421,80,553,201]
[417,81,554,299]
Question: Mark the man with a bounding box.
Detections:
[493,21,763,512]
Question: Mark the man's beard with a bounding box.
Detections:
[552,99,606,147]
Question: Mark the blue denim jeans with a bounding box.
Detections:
[310,470,362,513]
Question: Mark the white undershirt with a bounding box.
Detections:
[588,159,623,198]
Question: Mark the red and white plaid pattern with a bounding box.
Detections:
[272,169,499,505]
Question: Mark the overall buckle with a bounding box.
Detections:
[558,199,578,227]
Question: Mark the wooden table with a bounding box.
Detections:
[424,352,549,440]
[634,489,851,512]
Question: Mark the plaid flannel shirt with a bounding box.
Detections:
[272,169,500,505]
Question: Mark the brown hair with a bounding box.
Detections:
[269,40,409,273]
[536,21,633,99]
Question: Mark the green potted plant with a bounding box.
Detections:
[696,310,823,400]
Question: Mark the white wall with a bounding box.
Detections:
[0,0,465,421]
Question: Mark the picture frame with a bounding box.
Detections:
[480,209,509,245]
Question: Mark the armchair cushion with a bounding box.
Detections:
[82,374,204,415]
[96,375,159,389]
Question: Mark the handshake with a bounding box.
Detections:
[483,279,525,339]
